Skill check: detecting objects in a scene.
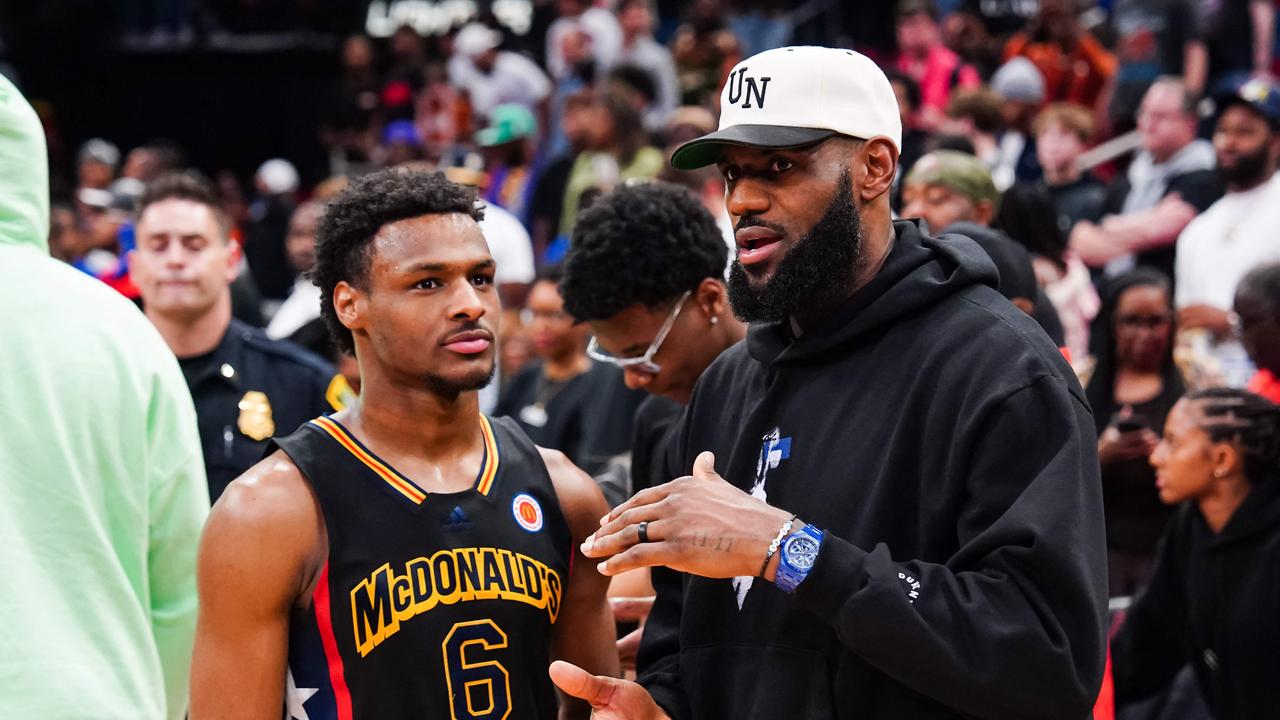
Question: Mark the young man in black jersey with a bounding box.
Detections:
[191,169,617,719]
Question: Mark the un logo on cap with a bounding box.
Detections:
[727,67,772,109]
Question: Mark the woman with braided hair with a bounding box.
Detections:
[1111,388,1280,719]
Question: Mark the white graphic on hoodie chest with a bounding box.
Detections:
[733,428,791,609]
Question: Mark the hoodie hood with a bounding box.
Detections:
[0,74,49,252]
[747,219,998,365]
[1211,473,1280,548]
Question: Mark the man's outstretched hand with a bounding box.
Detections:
[550,661,670,720]
[581,452,794,579]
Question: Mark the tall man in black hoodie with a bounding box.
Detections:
[550,46,1108,719]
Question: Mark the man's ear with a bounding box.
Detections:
[334,280,364,335]
[695,277,727,320]
[224,239,243,284]
[856,137,899,203]
[973,199,996,226]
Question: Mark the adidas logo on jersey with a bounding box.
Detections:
[443,505,473,533]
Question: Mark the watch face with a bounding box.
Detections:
[784,535,819,570]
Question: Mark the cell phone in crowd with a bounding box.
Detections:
[1112,414,1152,434]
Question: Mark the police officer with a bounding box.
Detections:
[130,172,352,501]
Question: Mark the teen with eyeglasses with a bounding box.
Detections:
[559,181,745,677]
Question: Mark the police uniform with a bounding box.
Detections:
[177,318,351,502]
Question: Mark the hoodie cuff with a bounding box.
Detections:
[640,681,690,720]
[792,531,869,622]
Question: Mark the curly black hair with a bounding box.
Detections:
[311,168,483,354]
[560,181,727,322]
[1187,388,1280,485]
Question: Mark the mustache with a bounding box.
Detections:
[734,216,786,235]
[439,320,494,341]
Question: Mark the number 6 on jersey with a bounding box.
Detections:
[442,619,512,719]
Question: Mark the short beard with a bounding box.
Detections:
[421,362,496,401]
[728,170,863,323]
[1218,143,1273,188]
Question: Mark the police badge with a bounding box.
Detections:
[237,390,276,441]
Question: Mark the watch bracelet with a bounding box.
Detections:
[759,514,799,577]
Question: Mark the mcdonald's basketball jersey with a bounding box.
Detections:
[274,414,571,720]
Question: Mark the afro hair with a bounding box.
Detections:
[561,181,728,321]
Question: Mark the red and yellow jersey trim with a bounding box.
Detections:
[476,414,500,495]
[312,416,427,504]
[310,414,501,504]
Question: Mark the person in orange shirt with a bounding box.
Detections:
[1004,0,1117,110]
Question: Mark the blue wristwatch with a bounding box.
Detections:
[774,524,824,594]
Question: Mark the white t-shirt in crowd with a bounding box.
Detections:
[1175,171,1280,310]
[447,51,552,117]
[481,203,535,286]
[546,8,622,80]
[265,277,322,340]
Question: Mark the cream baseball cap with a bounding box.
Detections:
[671,46,902,170]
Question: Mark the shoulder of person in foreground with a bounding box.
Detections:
[537,447,621,700]
[189,450,325,720]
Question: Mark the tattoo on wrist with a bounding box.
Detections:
[692,533,734,552]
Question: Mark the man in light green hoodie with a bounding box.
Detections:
[0,75,209,719]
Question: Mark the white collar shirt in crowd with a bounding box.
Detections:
[446,51,552,117]
[265,276,322,340]
[1175,170,1280,311]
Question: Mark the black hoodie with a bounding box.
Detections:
[637,220,1108,719]
[1111,478,1280,719]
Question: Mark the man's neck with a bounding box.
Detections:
[1228,170,1275,194]
[149,295,232,359]
[349,369,482,461]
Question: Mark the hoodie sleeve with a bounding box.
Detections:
[146,360,211,719]
[793,374,1108,720]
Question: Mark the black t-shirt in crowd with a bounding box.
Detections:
[1101,166,1224,284]
[495,360,645,476]
[629,394,685,495]
[1110,0,1196,124]
[1195,0,1257,85]
[1086,370,1184,561]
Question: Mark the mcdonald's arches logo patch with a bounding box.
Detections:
[512,493,543,533]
